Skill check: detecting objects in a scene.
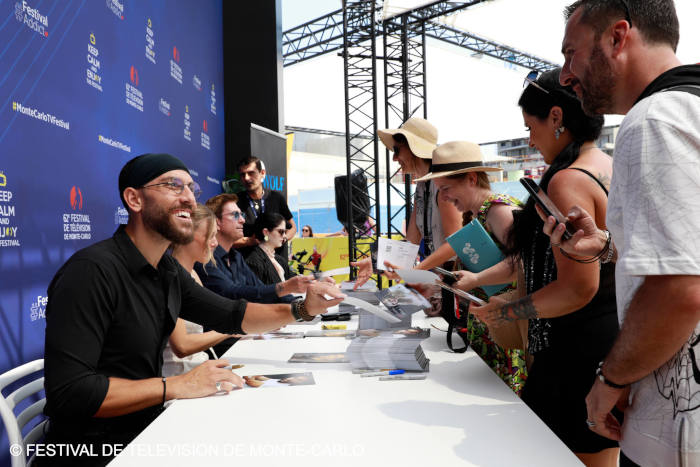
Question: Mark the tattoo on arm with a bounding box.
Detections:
[597,172,612,191]
[498,295,538,322]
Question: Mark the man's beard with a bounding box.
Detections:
[142,198,194,245]
[580,43,616,116]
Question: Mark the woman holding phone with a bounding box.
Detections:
[468,68,619,466]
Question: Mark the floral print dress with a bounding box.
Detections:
[457,193,528,395]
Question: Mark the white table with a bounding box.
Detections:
[110,314,582,466]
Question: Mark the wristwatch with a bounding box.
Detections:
[596,361,628,389]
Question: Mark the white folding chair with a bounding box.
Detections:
[0,359,46,467]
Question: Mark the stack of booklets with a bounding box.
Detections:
[345,328,430,371]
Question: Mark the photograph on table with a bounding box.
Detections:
[288,352,350,363]
[243,372,316,388]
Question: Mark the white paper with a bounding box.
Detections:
[341,296,401,323]
[396,269,439,284]
[376,237,419,271]
[318,267,350,278]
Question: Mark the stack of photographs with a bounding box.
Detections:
[346,328,430,371]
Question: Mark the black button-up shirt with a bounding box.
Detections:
[43,226,246,433]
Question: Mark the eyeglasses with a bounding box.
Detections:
[223,211,245,221]
[302,228,310,232]
[523,70,550,95]
[619,0,633,28]
[142,177,202,199]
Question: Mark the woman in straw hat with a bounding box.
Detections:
[466,68,619,466]
[411,141,528,395]
[351,118,462,314]
[376,117,462,262]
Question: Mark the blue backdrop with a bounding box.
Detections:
[0,0,225,461]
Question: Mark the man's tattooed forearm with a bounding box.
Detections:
[498,295,538,322]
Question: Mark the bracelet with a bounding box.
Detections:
[296,299,314,322]
[290,299,304,322]
[161,377,167,405]
[558,230,611,264]
[596,361,628,389]
[601,233,615,264]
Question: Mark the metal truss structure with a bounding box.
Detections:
[283,1,559,281]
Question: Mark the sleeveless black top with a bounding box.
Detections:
[525,168,618,354]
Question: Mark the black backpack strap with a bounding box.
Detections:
[663,85,700,98]
[446,322,470,353]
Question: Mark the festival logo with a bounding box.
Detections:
[126,66,143,112]
[106,0,124,20]
[87,33,102,92]
[30,295,47,322]
[0,170,19,248]
[70,186,83,210]
[170,46,183,84]
[201,119,210,150]
[15,1,49,37]
[183,105,191,141]
[145,17,156,63]
[63,187,91,241]
[158,98,171,117]
[114,206,128,225]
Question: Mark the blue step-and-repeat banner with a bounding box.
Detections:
[0,0,225,441]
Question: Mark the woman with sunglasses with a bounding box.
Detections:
[301,225,314,238]
[162,203,241,378]
[469,69,619,466]
[246,212,297,285]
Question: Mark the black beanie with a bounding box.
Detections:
[119,153,189,207]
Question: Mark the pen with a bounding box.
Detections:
[352,369,392,374]
[360,370,405,377]
[379,374,427,381]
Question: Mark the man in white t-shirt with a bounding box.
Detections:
[548,1,700,465]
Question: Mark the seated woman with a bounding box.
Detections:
[162,203,236,377]
[246,212,296,285]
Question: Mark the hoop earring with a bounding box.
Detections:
[554,126,565,140]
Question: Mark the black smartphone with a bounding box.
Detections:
[519,177,575,241]
[432,267,458,285]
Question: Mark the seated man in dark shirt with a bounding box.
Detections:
[195,193,313,356]
[41,153,343,466]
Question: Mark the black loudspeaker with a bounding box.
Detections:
[334,169,370,232]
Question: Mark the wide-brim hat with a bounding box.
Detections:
[414,141,502,182]
[377,117,437,159]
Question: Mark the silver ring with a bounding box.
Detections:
[215,381,222,392]
[586,419,596,428]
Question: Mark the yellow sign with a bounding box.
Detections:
[289,237,372,283]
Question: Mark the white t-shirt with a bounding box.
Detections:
[607,88,700,466]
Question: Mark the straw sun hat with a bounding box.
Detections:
[414,141,502,182]
[377,117,438,159]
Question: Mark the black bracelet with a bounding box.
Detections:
[558,230,611,264]
[161,376,167,405]
[596,361,628,389]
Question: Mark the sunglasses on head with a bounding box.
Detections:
[523,70,550,95]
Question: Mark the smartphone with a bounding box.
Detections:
[519,177,575,240]
[434,280,487,306]
[432,267,457,285]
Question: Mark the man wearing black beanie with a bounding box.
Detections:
[39,153,344,466]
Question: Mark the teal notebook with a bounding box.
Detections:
[446,219,510,297]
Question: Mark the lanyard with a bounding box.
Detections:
[247,191,265,219]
